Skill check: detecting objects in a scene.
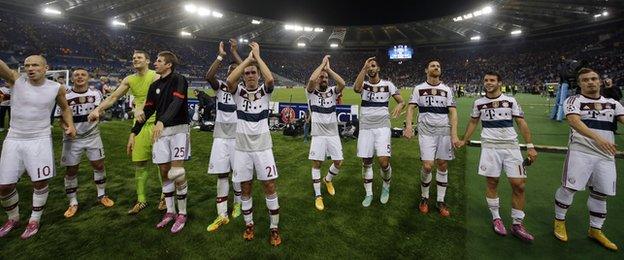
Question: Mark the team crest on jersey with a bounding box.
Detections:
[492,101,500,108]
[441,91,446,97]
[431,89,437,95]
[79,96,86,103]
[502,102,509,108]
[594,103,602,111]
[371,86,378,93]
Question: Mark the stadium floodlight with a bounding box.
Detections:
[43,7,62,15]
[197,7,211,16]
[510,30,522,35]
[284,24,293,30]
[602,11,609,16]
[180,31,192,37]
[470,35,481,41]
[594,14,602,18]
[111,20,126,27]
[252,19,262,24]
[330,43,339,48]
[463,13,473,19]
[482,6,493,14]
[184,3,197,13]
[304,26,314,32]
[314,27,324,32]
[293,25,303,31]
[212,11,223,18]
[297,42,306,47]
[473,10,483,17]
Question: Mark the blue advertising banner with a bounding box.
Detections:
[278,102,358,122]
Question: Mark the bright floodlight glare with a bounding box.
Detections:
[184,3,196,13]
[293,25,303,31]
[330,43,339,48]
[482,6,493,14]
[212,11,223,18]
[297,42,306,47]
[304,26,313,32]
[470,35,481,41]
[511,30,522,35]
[197,7,211,16]
[244,39,249,43]
[314,27,324,32]
[252,19,262,24]
[239,38,244,43]
[180,31,192,37]
[111,20,126,27]
[594,14,602,18]
[284,24,293,30]
[43,7,62,15]
[602,11,609,16]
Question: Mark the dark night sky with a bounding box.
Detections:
[212,0,486,26]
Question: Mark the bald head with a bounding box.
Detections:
[25,55,47,66]
[24,55,49,84]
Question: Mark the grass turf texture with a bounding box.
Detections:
[0,90,621,259]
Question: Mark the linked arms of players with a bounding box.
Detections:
[88,76,131,122]
[567,114,617,155]
[0,58,19,87]
[56,87,77,138]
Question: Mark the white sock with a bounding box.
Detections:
[93,169,106,198]
[0,189,19,221]
[162,180,176,214]
[325,164,339,182]
[362,164,373,196]
[176,181,188,215]
[554,186,574,220]
[436,170,448,202]
[486,197,500,220]
[511,208,525,225]
[241,196,253,225]
[30,186,49,223]
[64,175,79,206]
[421,168,432,199]
[232,181,242,204]
[266,194,280,229]
[381,165,392,189]
[312,168,321,197]
[588,194,607,229]
[216,177,229,217]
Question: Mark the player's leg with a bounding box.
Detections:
[434,135,454,216]
[86,136,113,207]
[323,135,344,196]
[170,159,188,234]
[156,162,176,229]
[255,150,281,246]
[63,165,80,218]
[20,180,50,240]
[309,136,326,210]
[207,139,233,231]
[509,177,533,242]
[21,137,55,239]
[357,129,375,207]
[0,139,22,237]
[586,160,618,250]
[232,150,254,240]
[207,172,231,232]
[375,128,392,204]
[418,134,437,213]
[486,177,506,236]
[130,124,163,214]
[228,139,242,219]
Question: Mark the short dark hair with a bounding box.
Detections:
[425,59,441,69]
[133,50,150,59]
[484,71,502,82]
[577,68,598,79]
[158,51,179,71]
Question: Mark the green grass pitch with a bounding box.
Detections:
[0,88,622,259]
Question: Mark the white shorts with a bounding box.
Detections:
[357,127,391,158]
[562,150,616,196]
[208,138,236,174]
[418,134,454,161]
[478,147,526,179]
[61,135,105,166]
[232,149,278,182]
[309,135,344,161]
[0,137,55,184]
[152,132,191,164]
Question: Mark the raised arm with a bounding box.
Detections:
[89,76,131,122]
[229,38,243,65]
[205,41,227,90]
[567,114,617,155]
[325,59,346,93]
[226,52,255,94]
[56,87,76,138]
[0,59,19,86]
[354,57,374,93]
[307,56,329,93]
[250,42,274,90]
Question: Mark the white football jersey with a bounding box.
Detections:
[7,76,60,139]
[409,81,455,135]
[470,94,523,147]
[233,83,272,151]
[359,79,399,129]
[56,88,101,140]
[564,94,624,160]
[307,86,339,136]
[214,80,237,139]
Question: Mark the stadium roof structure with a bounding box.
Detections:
[2,0,623,49]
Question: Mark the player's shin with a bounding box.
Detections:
[266,193,279,229]
[381,164,392,188]
[176,179,188,216]
[312,168,322,197]
[325,163,340,182]
[362,164,373,196]
[436,170,448,202]
[0,189,19,221]
[554,186,575,220]
[587,193,607,229]
[216,176,229,217]
[135,166,149,203]
[162,180,176,214]
[421,168,432,199]
[93,169,106,197]
[30,185,49,223]
[241,196,253,225]
[64,175,78,206]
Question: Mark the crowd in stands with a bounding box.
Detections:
[1,10,623,95]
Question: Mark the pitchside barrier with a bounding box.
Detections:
[467,140,624,159]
